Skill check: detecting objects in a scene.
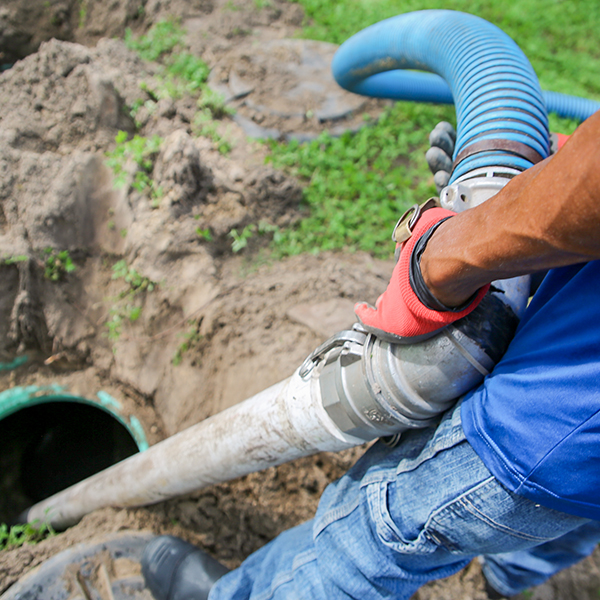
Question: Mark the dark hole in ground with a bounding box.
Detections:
[0,400,139,524]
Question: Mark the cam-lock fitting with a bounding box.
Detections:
[304,288,521,443]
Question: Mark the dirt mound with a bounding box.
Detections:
[0,0,210,64]
[0,20,395,590]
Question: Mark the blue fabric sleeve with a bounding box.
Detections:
[462,261,600,520]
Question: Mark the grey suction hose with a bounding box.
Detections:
[23,11,544,530]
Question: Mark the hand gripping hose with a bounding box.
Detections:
[332,10,552,181]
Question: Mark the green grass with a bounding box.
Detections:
[290,0,600,100]
[124,20,184,62]
[267,104,453,257]
[0,520,55,551]
[256,0,599,258]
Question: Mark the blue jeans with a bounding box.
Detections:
[209,402,600,599]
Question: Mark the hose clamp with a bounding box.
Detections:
[392,197,440,244]
[299,324,368,379]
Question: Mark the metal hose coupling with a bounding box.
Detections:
[301,280,526,443]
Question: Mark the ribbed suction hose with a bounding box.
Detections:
[332,10,551,180]
[331,70,600,123]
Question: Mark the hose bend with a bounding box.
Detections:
[332,71,600,123]
[332,10,551,181]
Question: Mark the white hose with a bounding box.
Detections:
[24,370,362,529]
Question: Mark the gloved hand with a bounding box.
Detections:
[550,132,571,153]
[355,203,489,343]
[425,121,455,193]
[425,122,572,194]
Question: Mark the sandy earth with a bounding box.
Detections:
[0,0,599,598]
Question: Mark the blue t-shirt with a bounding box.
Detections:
[462,261,600,520]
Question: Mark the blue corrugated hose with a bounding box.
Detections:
[332,10,598,181]
[336,70,600,124]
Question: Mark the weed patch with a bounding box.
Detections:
[125,21,234,153]
[43,249,76,281]
[193,110,233,155]
[105,260,157,343]
[0,520,55,551]
[105,131,163,205]
[1,255,28,266]
[172,320,203,365]
[124,20,183,62]
[229,221,281,253]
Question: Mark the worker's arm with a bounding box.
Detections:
[356,111,600,340]
[422,110,600,307]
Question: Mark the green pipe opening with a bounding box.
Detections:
[0,386,148,524]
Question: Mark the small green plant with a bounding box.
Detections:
[172,320,203,365]
[0,520,55,551]
[106,310,124,342]
[105,260,157,343]
[229,224,256,252]
[128,97,145,120]
[228,220,280,253]
[1,255,28,265]
[194,110,233,154]
[111,260,155,294]
[78,0,87,28]
[254,0,272,7]
[196,227,213,241]
[166,52,210,93]
[105,131,163,204]
[198,88,234,119]
[106,303,142,341]
[126,22,211,100]
[124,20,184,62]
[43,249,76,281]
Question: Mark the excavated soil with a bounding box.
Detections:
[1,1,599,598]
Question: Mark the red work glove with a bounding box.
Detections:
[355,206,489,343]
[551,132,571,153]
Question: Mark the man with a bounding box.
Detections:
[141,111,600,600]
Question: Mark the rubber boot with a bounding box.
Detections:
[142,535,230,600]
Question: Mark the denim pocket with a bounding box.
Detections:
[367,480,438,555]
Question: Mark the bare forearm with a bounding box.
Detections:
[421,111,600,307]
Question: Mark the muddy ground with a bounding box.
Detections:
[1,0,599,597]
